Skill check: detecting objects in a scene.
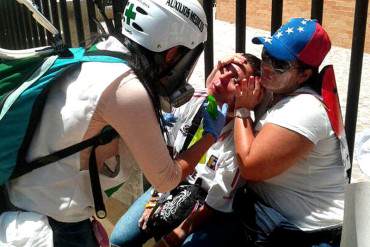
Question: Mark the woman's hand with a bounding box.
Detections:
[235,76,264,110]
[206,54,246,85]
[217,53,246,69]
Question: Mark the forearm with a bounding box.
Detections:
[234,116,255,179]
[175,133,215,181]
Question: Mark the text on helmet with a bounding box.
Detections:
[166,0,205,32]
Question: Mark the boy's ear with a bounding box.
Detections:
[165,47,179,64]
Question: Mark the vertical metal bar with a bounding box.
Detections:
[271,0,283,35]
[5,0,18,49]
[203,0,214,84]
[35,0,47,46]
[41,0,53,44]
[236,0,246,53]
[20,5,33,48]
[0,2,3,47]
[6,0,16,49]
[310,0,323,24]
[28,11,41,47]
[0,0,9,48]
[50,0,61,31]
[15,1,27,49]
[86,0,97,35]
[59,0,71,47]
[345,0,369,181]
[112,0,123,33]
[6,0,20,49]
[72,0,85,46]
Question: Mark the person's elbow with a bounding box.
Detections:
[239,166,267,182]
[236,152,267,182]
[149,163,183,193]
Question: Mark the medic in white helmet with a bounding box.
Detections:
[5,0,228,246]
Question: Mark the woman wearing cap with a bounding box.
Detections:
[233,18,346,246]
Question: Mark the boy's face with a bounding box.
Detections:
[207,62,254,106]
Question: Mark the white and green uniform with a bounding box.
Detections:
[168,89,242,213]
[7,36,183,222]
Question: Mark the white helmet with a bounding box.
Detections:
[122,0,207,52]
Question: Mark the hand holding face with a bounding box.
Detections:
[235,76,264,110]
[217,53,246,70]
[206,53,246,85]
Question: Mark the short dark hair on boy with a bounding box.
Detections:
[242,53,261,77]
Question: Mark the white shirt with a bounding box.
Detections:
[169,89,242,212]
[250,87,346,231]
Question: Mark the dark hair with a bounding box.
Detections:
[121,36,168,135]
[297,60,321,95]
[241,53,261,77]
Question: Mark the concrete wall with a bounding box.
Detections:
[215,0,370,53]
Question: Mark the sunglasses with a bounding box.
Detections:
[261,49,297,74]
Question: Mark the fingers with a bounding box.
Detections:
[218,54,246,69]
[254,76,261,92]
[234,76,265,110]
[254,77,265,102]
[247,76,255,92]
[235,83,242,96]
[219,70,234,86]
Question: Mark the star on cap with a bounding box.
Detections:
[297,26,304,32]
[301,20,308,25]
[275,31,283,39]
[285,27,294,34]
[264,37,272,44]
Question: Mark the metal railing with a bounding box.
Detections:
[0,0,368,180]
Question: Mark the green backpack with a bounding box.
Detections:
[0,47,127,218]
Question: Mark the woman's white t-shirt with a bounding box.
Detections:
[250,87,346,231]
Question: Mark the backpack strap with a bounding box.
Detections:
[11,125,118,219]
[88,126,118,219]
[84,50,132,62]
[11,126,118,179]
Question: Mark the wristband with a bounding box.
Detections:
[234,108,250,118]
[145,201,156,209]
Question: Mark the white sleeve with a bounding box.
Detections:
[265,94,331,144]
[99,74,181,193]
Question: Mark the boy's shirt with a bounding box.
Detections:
[168,88,243,213]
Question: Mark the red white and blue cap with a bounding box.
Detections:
[253,18,331,67]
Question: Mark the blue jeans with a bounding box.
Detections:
[110,189,152,247]
[110,188,245,247]
[48,217,97,247]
